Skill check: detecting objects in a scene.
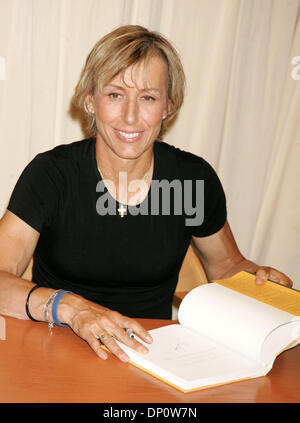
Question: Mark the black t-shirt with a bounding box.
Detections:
[8,138,226,319]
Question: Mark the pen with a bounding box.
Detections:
[125,328,134,339]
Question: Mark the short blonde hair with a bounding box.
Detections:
[72,25,185,139]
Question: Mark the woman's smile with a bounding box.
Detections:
[86,54,171,161]
[114,128,144,143]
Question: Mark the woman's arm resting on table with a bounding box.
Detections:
[0,210,41,319]
[0,210,152,361]
[192,220,293,287]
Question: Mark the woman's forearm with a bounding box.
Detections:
[0,271,56,320]
[0,270,108,326]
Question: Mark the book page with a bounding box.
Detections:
[215,271,300,316]
[178,283,295,362]
[117,324,263,391]
[261,320,300,370]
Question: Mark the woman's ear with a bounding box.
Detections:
[84,94,95,114]
[165,98,173,118]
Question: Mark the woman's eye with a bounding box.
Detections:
[108,93,122,99]
[142,95,155,102]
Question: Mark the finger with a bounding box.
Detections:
[125,328,135,339]
[255,267,293,288]
[120,318,153,345]
[100,312,153,345]
[255,267,271,285]
[99,334,130,362]
[268,268,293,288]
[110,325,150,354]
[85,332,109,360]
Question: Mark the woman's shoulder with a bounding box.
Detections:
[155,140,216,178]
[17,138,95,186]
[36,138,95,162]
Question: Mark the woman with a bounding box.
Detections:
[0,25,292,363]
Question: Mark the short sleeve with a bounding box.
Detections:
[7,153,63,232]
[181,157,227,238]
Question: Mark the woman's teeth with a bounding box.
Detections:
[117,130,141,139]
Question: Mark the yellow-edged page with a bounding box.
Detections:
[214,271,300,316]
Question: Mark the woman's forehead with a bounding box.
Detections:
[106,55,168,92]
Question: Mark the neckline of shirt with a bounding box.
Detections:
[92,138,159,209]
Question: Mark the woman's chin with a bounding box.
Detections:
[111,141,154,160]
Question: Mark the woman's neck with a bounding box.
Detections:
[95,139,154,183]
[95,138,154,206]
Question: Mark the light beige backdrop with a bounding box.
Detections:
[0,0,299,287]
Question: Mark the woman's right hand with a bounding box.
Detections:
[57,293,153,362]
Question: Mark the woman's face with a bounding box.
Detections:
[86,55,171,160]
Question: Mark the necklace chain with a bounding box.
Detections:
[97,156,154,217]
[98,156,153,182]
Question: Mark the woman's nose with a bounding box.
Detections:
[122,99,139,125]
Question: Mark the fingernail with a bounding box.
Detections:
[121,354,129,362]
[99,352,107,360]
[146,335,153,343]
[138,345,149,354]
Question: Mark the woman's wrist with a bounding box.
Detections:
[56,292,88,326]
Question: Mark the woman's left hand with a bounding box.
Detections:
[255,266,293,287]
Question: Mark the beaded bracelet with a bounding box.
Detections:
[25,285,42,322]
[51,290,73,327]
[44,290,61,332]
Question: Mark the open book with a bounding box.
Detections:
[117,271,300,393]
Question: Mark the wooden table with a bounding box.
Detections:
[0,315,299,404]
